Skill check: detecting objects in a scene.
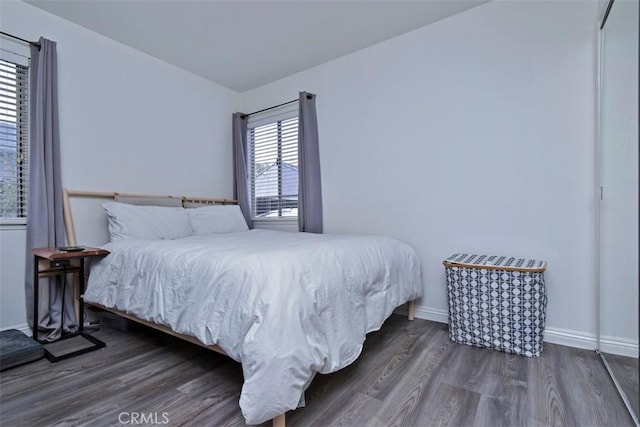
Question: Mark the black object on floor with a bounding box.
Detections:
[0,329,44,371]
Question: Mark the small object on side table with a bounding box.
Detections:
[32,246,109,362]
[56,246,85,252]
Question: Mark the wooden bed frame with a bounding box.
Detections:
[62,188,416,427]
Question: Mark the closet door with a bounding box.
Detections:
[598,0,639,422]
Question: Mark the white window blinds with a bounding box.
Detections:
[0,59,29,219]
[247,104,298,219]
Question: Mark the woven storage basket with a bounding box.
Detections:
[443,253,547,357]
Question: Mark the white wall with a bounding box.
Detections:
[0,0,241,330]
[242,1,600,347]
[0,228,28,329]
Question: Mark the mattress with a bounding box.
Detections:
[85,229,422,424]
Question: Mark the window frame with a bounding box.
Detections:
[0,47,30,227]
[246,103,299,223]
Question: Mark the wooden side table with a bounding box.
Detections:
[32,246,109,362]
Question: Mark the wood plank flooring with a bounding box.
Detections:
[602,352,639,419]
[0,315,634,426]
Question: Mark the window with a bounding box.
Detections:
[248,105,298,220]
[0,58,29,220]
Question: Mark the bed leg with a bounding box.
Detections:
[273,413,286,427]
[407,300,415,321]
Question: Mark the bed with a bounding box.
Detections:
[63,189,423,426]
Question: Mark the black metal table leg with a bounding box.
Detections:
[32,252,106,362]
[32,254,38,342]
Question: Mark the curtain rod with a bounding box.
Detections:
[241,93,312,119]
[0,31,41,49]
[241,99,297,119]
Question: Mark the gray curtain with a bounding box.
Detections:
[232,112,253,228]
[298,92,323,233]
[25,38,75,341]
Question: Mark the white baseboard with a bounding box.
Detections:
[395,304,448,324]
[543,327,597,351]
[413,305,448,324]
[399,304,638,358]
[599,335,639,358]
[0,323,31,337]
[9,306,637,358]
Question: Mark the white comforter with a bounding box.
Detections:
[85,229,422,424]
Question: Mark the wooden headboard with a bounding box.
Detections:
[63,189,237,247]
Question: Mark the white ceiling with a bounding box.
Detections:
[25,0,489,92]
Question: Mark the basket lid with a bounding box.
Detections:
[443,253,546,272]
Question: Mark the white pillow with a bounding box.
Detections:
[102,202,193,241]
[187,205,249,235]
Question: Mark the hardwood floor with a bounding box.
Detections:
[0,315,634,427]
[602,352,639,419]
